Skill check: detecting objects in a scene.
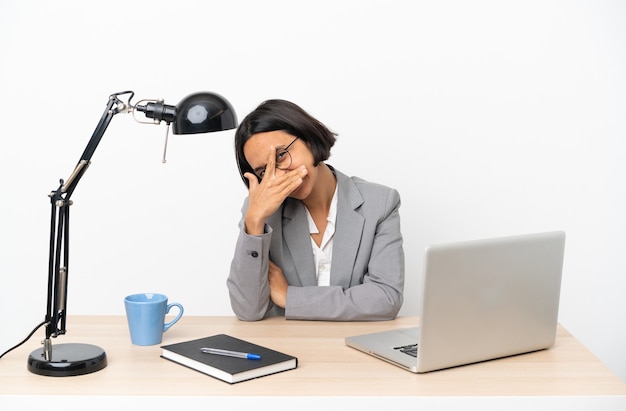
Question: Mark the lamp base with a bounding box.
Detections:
[28,343,107,377]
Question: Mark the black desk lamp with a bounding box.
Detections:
[26,90,237,377]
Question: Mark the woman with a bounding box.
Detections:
[227,99,404,321]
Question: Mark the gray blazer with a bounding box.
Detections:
[227,167,404,321]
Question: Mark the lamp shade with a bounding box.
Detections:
[172,92,237,135]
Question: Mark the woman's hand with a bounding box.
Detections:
[243,146,307,235]
[268,261,288,308]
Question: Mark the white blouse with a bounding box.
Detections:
[304,184,338,286]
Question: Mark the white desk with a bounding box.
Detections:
[1,316,625,410]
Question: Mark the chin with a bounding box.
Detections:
[289,189,307,201]
[289,179,312,200]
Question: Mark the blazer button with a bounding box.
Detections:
[250,251,259,258]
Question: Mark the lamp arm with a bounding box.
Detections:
[61,91,134,198]
[43,91,134,350]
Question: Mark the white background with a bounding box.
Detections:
[1,0,624,383]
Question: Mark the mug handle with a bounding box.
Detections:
[163,302,184,332]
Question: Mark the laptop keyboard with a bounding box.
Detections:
[394,343,418,357]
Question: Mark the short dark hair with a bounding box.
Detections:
[234,99,337,187]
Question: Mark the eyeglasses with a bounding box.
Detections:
[254,136,298,179]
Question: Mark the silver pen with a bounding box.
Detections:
[200,347,262,360]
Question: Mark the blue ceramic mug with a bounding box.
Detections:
[124,293,184,346]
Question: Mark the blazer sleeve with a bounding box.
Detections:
[226,198,281,321]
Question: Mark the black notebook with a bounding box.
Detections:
[161,334,298,384]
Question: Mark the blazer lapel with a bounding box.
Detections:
[329,170,364,287]
[282,200,318,286]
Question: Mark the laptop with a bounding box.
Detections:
[345,230,566,373]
